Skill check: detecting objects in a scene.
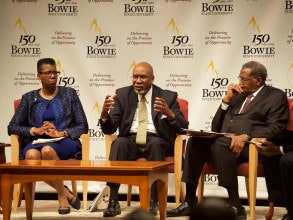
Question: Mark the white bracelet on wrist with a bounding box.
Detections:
[30,127,35,136]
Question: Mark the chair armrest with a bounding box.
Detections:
[249,137,265,169]
[105,134,117,161]
[174,135,188,172]
[80,134,90,161]
[174,135,188,159]
[11,134,20,162]
[249,138,265,165]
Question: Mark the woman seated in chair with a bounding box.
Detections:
[8,58,88,215]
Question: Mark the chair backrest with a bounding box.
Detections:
[177,98,188,120]
[14,99,21,112]
[287,98,293,131]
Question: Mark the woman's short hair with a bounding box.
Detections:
[37,58,56,72]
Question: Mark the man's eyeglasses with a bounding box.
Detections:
[237,76,257,82]
[39,70,60,76]
[132,75,148,80]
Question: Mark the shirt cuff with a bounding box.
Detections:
[30,127,35,136]
[279,146,285,155]
[101,118,107,122]
[221,102,229,110]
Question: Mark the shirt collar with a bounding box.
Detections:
[251,84,264,97]
[138,85,153,103]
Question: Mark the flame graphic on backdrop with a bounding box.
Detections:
[88,19,102,43]
[165,18,179,34]
[204,60,221,87]
[126,61,137,82]
[14,18,26,34]
[91,102,101,114]
[287,63,293,88]
[89,19,102,34]
[56,60,66,76]
[205,61,220,77]
[245,17,261,44]
[128,61,136,73]
[165,18,180,45]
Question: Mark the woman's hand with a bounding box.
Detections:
[43,121,56,130]
[31,127,46,136]
[45,128,63,137]
[32,121,63,137]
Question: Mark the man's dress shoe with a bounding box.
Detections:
[103,200,121,217]
[166,202,192,217]
[149,199,158,216]
[231,206,247,220]
[281,213,293,220]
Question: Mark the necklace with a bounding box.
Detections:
[40,87,58,100]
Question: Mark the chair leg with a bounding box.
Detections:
[197,174,204,202]
[127,185,132,206]
[265,202,274,220]
[180,182,185,204]
[16,182,35,215]
[174,135,184,207]
[13,183,23,212]
[248,142,259,220]
[82,180,88,210]
[174,171,182,206]
[24,182,34,220]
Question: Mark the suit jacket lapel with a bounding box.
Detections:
[128,90,138,123]
[152,86,160,122]
[234,95,246,115]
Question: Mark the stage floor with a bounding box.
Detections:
[7,200,287,220]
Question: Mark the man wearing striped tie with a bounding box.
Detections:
[167,61,289,220]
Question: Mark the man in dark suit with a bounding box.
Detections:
[99,62,189,217]
[256,131,293,220]
[167,61,289,220]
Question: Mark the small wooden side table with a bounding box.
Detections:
[0,143,10,164]
[0,160,171,220]
[0,143,11,214]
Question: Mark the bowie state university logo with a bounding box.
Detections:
[48,0,78,16]
[201,0,234,16]
[163,18,194,58]
[243,17,275,58]
[124,0,155,16]
[285,0,293,13]
[11,18,41,58]
[55,60,80,95]
[86,19,117,59]
[89,102,106,142]
[202,61,229,102]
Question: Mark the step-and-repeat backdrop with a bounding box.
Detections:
[0,0,293,200]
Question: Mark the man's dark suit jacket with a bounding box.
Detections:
[100,84,188,148]
[211,85,289,139]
